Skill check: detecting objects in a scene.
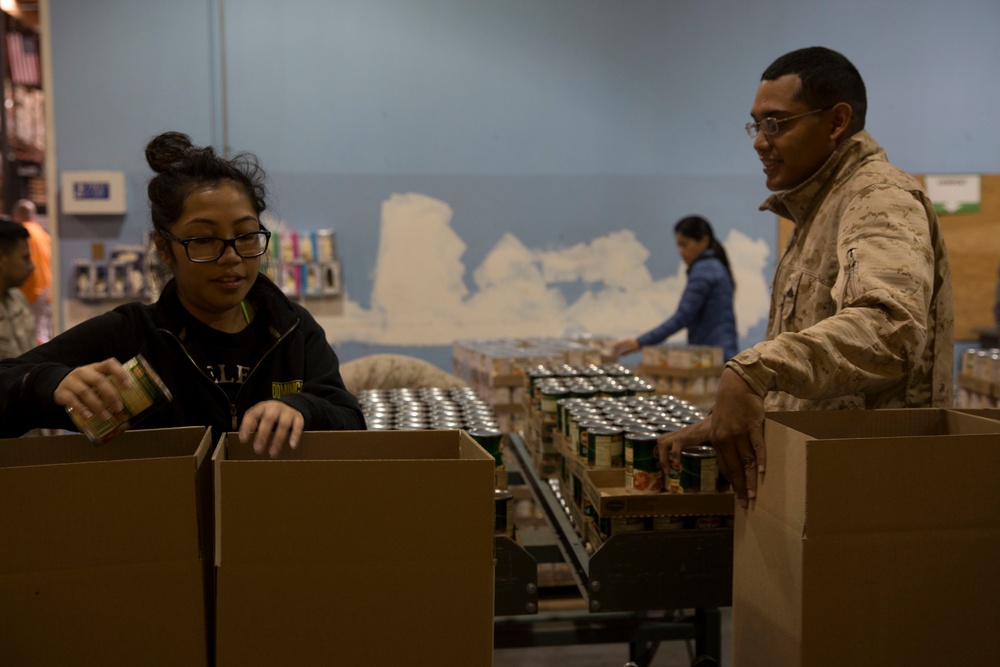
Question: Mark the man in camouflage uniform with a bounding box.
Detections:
[0,216,37,360]
[661,47,953,508]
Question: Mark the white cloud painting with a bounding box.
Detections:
[325,192,771,346]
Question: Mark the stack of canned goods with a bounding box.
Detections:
[557,394,703,475]
[526,363,654,410]
[357,385,508,491]
[357,386,501,432]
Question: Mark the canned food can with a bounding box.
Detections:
[667,458,681,494]
[600,516,649,539]
[577,420,606,463]
[652,515,685,531]
[679,444,718,493]
[527,367,556,403]
[556,397,577,435]
[67,354,173,444]
[540,385,568,417]
[569,385,598,400]
[588,426,625,468]
[625,431,663,494]
[494,489,514,537]
[469,429,505,469]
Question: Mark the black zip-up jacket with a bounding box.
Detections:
[0,275,365,438]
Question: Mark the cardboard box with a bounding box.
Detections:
[585,468,734,518]
[214,429,496,666]
[0,427,213,667]
[734,409,1000,666]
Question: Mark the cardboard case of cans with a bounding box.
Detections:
[452,336,615,433]
[547,392,734,547]
[955,346,1000,408]
[522,362,654,479]
[637,344,726,409]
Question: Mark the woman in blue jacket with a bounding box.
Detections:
[0,131,365,453]
[613,216,739,361]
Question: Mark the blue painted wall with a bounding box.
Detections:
[47,0,1000,370]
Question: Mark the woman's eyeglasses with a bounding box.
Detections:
[159,229,271,263]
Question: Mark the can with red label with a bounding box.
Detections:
[625,430,663,494]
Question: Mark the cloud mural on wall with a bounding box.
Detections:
[330,192,771,346]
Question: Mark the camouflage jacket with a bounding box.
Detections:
[728,130,954,410]
[0,289,36,360]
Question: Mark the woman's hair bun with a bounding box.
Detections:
[145,131,194,173]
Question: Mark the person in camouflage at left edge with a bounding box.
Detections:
[659,46,953,508]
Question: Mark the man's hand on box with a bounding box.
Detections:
[710,368,766,509]
[240,400,305,458]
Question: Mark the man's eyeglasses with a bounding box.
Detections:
[745,108,829,139]
[159,229,271,263]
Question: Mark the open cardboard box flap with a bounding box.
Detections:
[761,409,1000,537]
[735,408,1000,666]
[0,426,211,573]
[214,429,495,565]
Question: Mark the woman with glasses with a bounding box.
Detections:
[0,131,365,453]
[611,215,739,362]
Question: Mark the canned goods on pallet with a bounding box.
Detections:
[577,419,607,462]
[679,444,719,493]
[469,429,504,468]
[625,430,663,494]
[651,515,685,530]
[587,426,624,469]
[600,515,649,539]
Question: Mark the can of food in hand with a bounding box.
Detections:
[587,426,625,469]
[494,489,514,538]
[679,444,718,493]
[625,430,663,494]
[67,354,173,444]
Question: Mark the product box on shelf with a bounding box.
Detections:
[213,429,496,667]
[733,409,1000,667]
[0,427,213,667]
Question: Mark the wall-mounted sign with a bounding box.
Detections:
[926,174,981,215]
[60,170,127,214]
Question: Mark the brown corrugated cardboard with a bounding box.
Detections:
[733,409,1000,667]
[214,429,496,666]
[585,468,733,518]
[0,427,213,667]
[555,430,733,518]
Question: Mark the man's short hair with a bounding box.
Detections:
[0,215,28,254]
[11,199,36,223]
[762,46,867,134]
